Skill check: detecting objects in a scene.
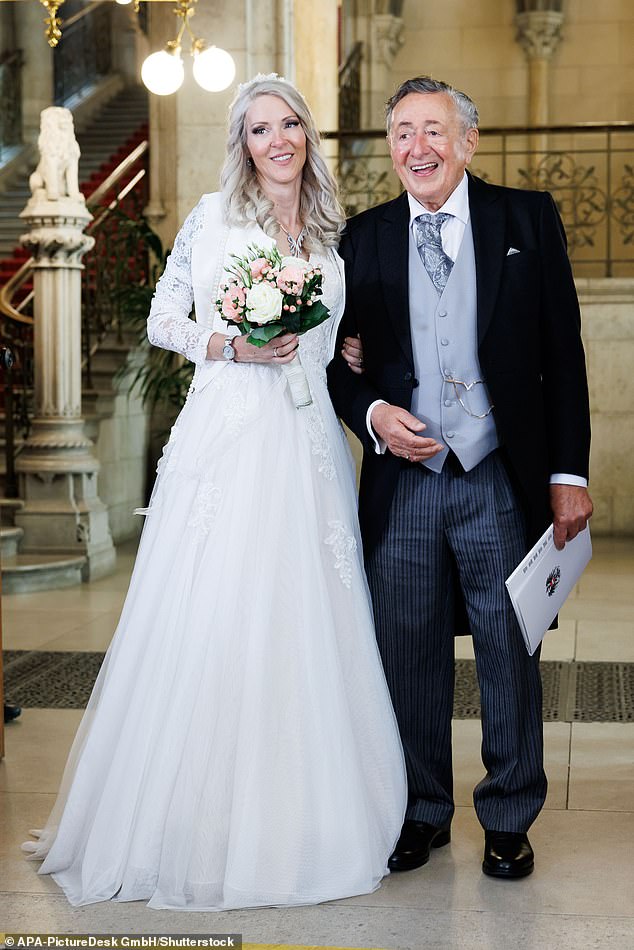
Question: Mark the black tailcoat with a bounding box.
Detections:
[327,173,591,560]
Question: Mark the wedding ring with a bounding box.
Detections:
[273,347,279,358]
[358,357,363,366]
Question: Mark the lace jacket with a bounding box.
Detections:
[147,193,345,395]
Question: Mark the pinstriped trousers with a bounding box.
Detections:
[366,450,548,833]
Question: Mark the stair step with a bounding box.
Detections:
[81,389,117,417]
[1,524,24,557]
[85,353,129,375]
[0,498,25,527]
[81,370,116,391]
[2,553,86,593]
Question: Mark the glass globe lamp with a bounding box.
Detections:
[141,49,185,96]
[192,46,236,92]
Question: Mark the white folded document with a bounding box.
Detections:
[505,524,592,655]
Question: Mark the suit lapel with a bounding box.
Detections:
[468,173,506,346]
[378,192,414,366]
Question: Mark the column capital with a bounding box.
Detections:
[19,207,94,268]
[515,9,564,60]
[372,14,404,68]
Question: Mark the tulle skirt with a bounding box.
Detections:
[23,361,407,910]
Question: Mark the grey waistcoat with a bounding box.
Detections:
[408,217,499,473]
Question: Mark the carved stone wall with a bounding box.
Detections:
[389,0,633,127]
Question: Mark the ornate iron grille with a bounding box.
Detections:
[53,1,112,105]
[323,123,634,277]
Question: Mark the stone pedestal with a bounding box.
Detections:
[15,195,116,580]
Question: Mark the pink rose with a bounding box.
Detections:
[221,284,245,320]
[276,265,306,294]
[249,258,270,279]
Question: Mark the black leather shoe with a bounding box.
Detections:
[388,820,451,872]
[4,702,22,724]
[482,831,534,879]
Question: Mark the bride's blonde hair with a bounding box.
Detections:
[220,74,345,251]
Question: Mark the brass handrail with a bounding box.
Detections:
[0,260,34,324]
[89,140,148,207]
[0,139,149,324]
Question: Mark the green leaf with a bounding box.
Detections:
[283,312,301,333]
[298,300,330,332]
[247,324,285,346]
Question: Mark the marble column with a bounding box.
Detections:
[291,0,338,172]
[369,14,404,129]
[143,90,167,229]
[15,108,116,580]
[515,7,564,127]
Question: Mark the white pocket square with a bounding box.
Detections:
[506,247,521,256]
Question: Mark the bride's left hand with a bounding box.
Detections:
[234,332,299,364]
[342,334,364,374]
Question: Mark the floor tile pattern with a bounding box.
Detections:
[6,652,632,721]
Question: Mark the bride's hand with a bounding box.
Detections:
[234,332,299,364]
[342,334,364,374]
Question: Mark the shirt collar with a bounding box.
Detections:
[407,172,470,227]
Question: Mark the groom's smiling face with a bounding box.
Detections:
[388,92,479,212]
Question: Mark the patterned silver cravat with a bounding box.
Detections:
[415,212,454,296]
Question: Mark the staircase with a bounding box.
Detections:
[1,84,149,593]
[0,84,148,286]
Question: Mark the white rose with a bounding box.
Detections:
[280,256,311,273]
[246,282,283,324]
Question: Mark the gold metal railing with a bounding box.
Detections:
[324,121,634,278]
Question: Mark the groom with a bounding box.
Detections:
[327,76,592,878]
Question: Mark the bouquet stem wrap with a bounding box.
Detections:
[281,352,312,408]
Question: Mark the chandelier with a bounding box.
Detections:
[38,0,236,96]
[136,0,236,95]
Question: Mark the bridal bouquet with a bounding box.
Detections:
[216,243,329,407]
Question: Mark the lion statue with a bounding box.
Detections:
[29,107,84,204]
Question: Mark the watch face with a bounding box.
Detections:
[222,343,235,360]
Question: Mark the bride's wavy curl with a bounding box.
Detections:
[220,75,345,252]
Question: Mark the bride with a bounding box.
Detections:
[23,74,406,911]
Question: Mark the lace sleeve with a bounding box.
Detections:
[146,198,213,365]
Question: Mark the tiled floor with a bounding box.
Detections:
[1,537,633,949]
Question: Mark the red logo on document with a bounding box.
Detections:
[545,566,561,597]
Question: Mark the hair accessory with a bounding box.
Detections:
[237,72,289,94]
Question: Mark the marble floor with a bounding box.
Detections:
[1,537,633,950]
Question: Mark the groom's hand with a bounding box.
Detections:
[371,404,444,462]
[550,484,593,550]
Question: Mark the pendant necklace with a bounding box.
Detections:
[278,221,306,258]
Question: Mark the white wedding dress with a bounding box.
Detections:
[23,200,407,911]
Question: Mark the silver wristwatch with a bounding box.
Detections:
[222,337,236,361]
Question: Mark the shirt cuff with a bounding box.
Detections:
[366,400,388,455]
[549,473,588,488]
